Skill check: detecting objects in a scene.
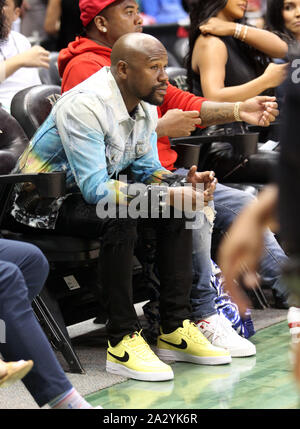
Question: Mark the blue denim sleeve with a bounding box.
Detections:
[55,94,123,205]
[130,131,171,184]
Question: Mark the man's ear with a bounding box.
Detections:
[94,15,108,34]
[117,61,129,79]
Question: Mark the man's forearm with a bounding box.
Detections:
[200,101,236,127]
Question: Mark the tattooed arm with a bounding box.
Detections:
[200,96,279,128]
[200,101,236,127]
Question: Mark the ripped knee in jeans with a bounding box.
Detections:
[186,206,216,232]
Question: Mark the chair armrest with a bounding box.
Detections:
[172,143,201,169]
[0,171,66,198]
[171,135,225,169]
[0,171,66,230]
[247,121,281,143]
[172,131,260,166]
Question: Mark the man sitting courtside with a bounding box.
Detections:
[56,0,287,358]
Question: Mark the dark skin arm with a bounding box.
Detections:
[200,96,279,128]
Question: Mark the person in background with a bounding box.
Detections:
[186,0,289,183]
[266,0,300,42]
[20,0,48,42]
[0,0,49,112]
[43,0,82,51]
[265,0,300,110]
[186,0,288,104]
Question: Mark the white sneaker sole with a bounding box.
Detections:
[106,361,174,381]
[156,348,232,365]
[228,346,256,358]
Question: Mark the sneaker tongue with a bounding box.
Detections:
[182,320,192,328]
[130,332,139,339]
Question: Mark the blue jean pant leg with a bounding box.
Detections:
[214,183,289,301]
[174,168,218,319]
[0,239,49,301]
[0,244,72,407]
[190,204,218,320]
[259,229,289,301]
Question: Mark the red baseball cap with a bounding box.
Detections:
[79,0,118,27]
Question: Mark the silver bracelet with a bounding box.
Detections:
[241,25,248,42]
[234,23,242,39]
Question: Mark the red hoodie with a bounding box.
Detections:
[58,37,206,170]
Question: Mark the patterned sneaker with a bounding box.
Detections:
[106,331,174,381]
[156,320,231,365]
[196,314,256,357]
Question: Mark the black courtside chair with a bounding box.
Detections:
[10,84,61,140]
[39,52,62,87]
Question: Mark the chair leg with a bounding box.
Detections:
[32,293,85,374]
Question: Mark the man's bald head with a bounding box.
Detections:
[110,33,167,71]
[110,32,169,110]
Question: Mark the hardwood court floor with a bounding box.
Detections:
[86,321,300,409]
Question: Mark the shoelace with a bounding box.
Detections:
[125,333,157,361]
[209,315,233,344]
[183,322,210,345]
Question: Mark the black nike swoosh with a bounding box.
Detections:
[108,351,130,362]
[160,339,188,350]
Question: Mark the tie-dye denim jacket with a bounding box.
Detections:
[11,67,171,229]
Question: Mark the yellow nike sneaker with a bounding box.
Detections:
[106,331,174,381]
[156,320,232,365]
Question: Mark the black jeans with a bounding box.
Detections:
[8,193,193,345]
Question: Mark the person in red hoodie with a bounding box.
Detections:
[58,0,204,171]
[57,0,290,357]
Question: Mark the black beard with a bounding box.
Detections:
[141,87,164,106]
